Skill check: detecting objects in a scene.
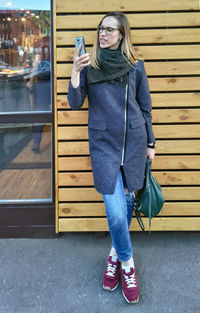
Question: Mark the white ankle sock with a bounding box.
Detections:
[110,255,118,262]
[122,261,135,273]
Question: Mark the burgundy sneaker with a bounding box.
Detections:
[121,267,139,303]
[103,256,121,291]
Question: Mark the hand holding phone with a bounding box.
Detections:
[71,36,90,85]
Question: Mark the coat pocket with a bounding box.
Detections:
[129,119,146,129]
[88,119,107,131]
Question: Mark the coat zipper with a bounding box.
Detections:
[121,84,128,166]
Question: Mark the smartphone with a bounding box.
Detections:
[74,37,86,56]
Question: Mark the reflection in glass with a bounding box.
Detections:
[0,123,51,200]
[0,8,51,112]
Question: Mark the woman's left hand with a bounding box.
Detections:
[146,148,155,163]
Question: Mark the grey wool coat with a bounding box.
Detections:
[68,60,155,194]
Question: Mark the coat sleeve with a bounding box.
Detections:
[67,67,87,110]
[136,60,155,144]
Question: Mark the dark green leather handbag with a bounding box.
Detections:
[135,159,165,232]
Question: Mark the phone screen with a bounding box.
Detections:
[74,37,86,56]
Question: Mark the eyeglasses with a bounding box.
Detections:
[97,25,119,35]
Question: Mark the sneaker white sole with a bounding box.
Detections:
[103,282,119,291]
[122,290,139,303]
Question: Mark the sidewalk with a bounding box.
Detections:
[0,231,199,313]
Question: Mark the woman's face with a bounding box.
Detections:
[99,16,122,50]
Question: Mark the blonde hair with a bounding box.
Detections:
[90,11,142,69]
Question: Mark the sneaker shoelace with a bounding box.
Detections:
[106,262,117,277]
[124,272,137,288]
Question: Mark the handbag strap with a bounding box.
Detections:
[135,208,145,232]
[135,159,152,233]
[146,159,152,233]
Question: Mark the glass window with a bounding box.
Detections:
[0,123,51,200]
[0,1,52,204]
[0,2,51,112]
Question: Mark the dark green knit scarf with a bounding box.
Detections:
[87,48,132,87]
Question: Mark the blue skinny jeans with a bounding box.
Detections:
[102,168,135,262]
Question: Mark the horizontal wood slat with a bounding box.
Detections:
[56,29,200,45]
[57,61,200,77]
[57,96,87,109]
[58,171,200,186]
[58,141,89,155]
[59,187,200,201]
[57,93,200,109]
[59,172,93,186]
[57,109,200,125]
[152,109,200,123]
[58,140,200,155]
[149,77,200,91]
[58,156,200,171]
[57,45,200,62]
[56,13,200,29]
[58,125,200,140]
[57,77,200,92]
[59,156,91,171]
[56,0,200,12]
[59,217,200,231]
[154,125,200,138]
[58,111,88,125]
[59,202,200,217]
[59,202,106,217]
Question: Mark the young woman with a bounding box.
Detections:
[68,11,155,304]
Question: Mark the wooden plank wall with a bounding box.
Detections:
[54,0,200,232]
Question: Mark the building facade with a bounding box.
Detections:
[0,0,200,237]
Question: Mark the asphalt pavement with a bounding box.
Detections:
[0,231,199,313]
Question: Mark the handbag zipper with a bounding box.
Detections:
[121,84,128,166]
